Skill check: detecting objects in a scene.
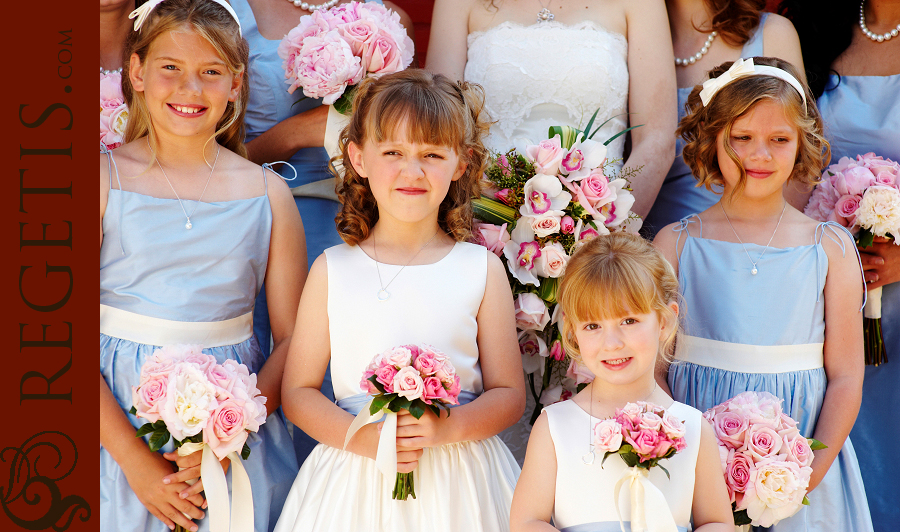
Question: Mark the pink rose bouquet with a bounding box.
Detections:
[703,391,826,527]
[471,112,643,421]
[100,70,128,151]
[804,152,900,365]
[277,1,413,109]
[356,344,460,501]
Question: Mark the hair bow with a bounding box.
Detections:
[699,57,807,110]
[129,0,243,36]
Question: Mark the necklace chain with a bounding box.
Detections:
[675,31,718,66]
[859,1,900,43]
[584,382,658,465]
[150,139,220,230]
[373,230,439,301]
[720,201,787,275]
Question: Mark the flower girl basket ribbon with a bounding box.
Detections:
[613,466,679,532]
[177,443,254,532]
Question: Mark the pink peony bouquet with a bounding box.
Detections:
[100,70,129,151]
[359,344,460,500]
[277,1,413,109]
[804,152,900,365]
[130,344,267,461]
[704,391,826,527]
[594,401,687,473]
[472,114,642,421]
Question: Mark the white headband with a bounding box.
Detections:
[129,0,243,37]
[699,58,807,110]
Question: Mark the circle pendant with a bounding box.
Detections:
[377,289,390,301]
[582,451,595,465]
[185,221,193,230]
[751,268,758,275]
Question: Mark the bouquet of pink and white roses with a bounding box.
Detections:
[592,401,687,531]
[344,344,460,501]
[472,114,642,421]
[804,152,900,365]
[277,1,414,111]
[704,391,825,528]
[130,345,267,532]
[100,70,128,151]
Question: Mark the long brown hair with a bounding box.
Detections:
[334,69,490,246]
[121,0,250,159]
[702,0,767,47]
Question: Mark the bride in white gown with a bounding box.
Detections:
[426,0,677,463]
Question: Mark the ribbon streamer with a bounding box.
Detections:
[343,398,398,481]
[612,466,678,532]
[177,442,254,532]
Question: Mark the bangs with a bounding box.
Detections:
[364,82,466,149]
[560,253,661,325]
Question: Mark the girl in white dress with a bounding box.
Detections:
[274,69,524,532]
[510,233,732,532]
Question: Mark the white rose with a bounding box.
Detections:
[529,212,563,238]
[535,242,569,278]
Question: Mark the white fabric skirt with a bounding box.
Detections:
[273,436,520,532]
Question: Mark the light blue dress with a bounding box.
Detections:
[643,14,767,237]
[99,150,298,532]
[667,216,873,532]
[818,72,900,532]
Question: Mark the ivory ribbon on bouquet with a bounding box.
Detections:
[177,443,254,532]
[612,466,678,532]
[342,400,398,482]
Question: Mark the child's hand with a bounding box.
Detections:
[121,450,205,532]
[376,419,424,473]
[395,408,451,449]
[162,450,230,501]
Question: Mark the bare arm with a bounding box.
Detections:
[808,228,865,491]
[509,412,558,532]
[653,222,686,396]
[424,0,475,80]
[623,0,678,218]
[691,420,736,531]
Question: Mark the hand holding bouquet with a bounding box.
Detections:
[704,391,825,528]
[804,152,900,365]
[344,344,460,500]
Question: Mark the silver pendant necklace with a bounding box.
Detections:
[537,0,554,23]
[720,201,787,275]
[150,139,220,230]
[372,230,439,301]
[584,382,658,465]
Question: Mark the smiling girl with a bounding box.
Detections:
[654,57,873,531]
[99,1,305,531]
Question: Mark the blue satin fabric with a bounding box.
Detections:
[668,218,873,532]
[818,72,900,532]
[643,14,767,237]
[559,523,688,532]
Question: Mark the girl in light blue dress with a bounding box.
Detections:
[654,57,873,531]
[99,1,305,531]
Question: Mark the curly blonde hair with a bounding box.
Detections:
[333,69,490,246]
[558,233,681,365]
[678,57,829,198]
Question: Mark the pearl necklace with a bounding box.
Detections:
[859,1,900,42]
[287,0,338,11]
[720,201,787,276]
[675,31,717,66]
[100,66,123,76]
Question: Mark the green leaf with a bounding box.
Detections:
[588,112,630,140]
[620,453,638,468]
[135,423,156,439]
[807,438,828,451]
[241,442,251,461]
[129,406,138,415]
[802,495,810,505]
[408,402,425,419]
[658,463,671,480]
[601,450,617,468]
[332,86,356,116]
[732,509,752,526]
[857,228,875,249]
[580,109,601,144]
[537,277,559,305]
[390,397,413,412]
[603,124,644,146]
[369,394,393,415]
[148,428,170,453]
[472,196,517,225]
[367,375,386,394]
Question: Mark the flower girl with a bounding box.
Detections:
[510,232,733,532]
[274,69,524,532]
[653,57,873,531]
[99,1,304,531]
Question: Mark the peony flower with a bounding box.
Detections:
[592,419,623,452]
[836,165,876,196]
[279,31,363,104]
[520,174,571,217]
[856,186,900,237]
[393,366,425,400]
[161,363,219,441]
[514,293,551,331]
[518,330,547,375]
[534,242,569,278]
[741,458,810,527]
[525,136,566,175]
[204,399,249,460]
[473,222,510,257]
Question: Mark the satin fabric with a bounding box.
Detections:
[643,14,767,237]
[668,217,873,532]
[818,72,900,532]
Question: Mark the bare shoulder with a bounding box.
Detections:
[653,221,689,270]
[762,12,800,39]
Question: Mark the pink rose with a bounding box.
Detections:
[592,419,623,452]
[100,71,124,109]
[712,411,750,449]
[204,399,249,459]
[661,412,686,440]
[495,188,515,205]
[514,293,551,331]
[581,173,615,207]
[360,374,379,395]
[528,213,562,238]
[361,31,403,75]
[565,359,595,384]
[422,376,449,403]
[783,434,814,468]
[445,374,461,404]
[875,170,897,188]
[375,365,398,392]
[560,216,575,234]
[834,194,862,227]
[393,366,424,400]
[132,374,169,423]
[745,424,783,460]
[413,351,441,376]
[726,451,754,499]
[474,222,510,257]
[435,356,457,383]
[624,428,661,461]
[338,19,378,56]
[535,242,568,278]
[383,346,413,368]
[549,340,565,361]
[526,136,565,175]
[183,352,216,374]
[207,363,240,396]
[638,412,663,432]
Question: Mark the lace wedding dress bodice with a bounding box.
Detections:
[465,21,629,160]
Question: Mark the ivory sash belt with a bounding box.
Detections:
[675,335,824,373]
[100,304,252,347]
